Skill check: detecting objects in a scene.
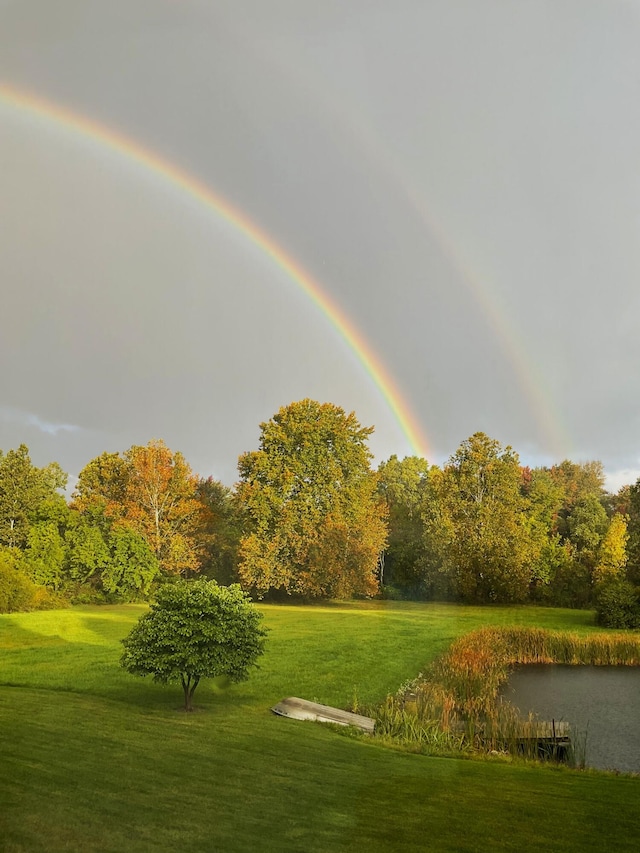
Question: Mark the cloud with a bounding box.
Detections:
[0,406,81,437]
[604,468,640,493]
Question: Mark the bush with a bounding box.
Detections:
[0,549,67,613]
[0,556,35,612]
[29,584,67,611]
[380,584,408,601]
[594,580,640,629]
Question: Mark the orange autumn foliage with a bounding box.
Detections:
[74,440,206,576]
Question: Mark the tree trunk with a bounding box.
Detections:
[181,673,201,711]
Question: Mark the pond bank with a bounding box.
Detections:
[372,627,640,767]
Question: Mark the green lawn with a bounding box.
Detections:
[1,601,638,852]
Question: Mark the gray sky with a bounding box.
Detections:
[1,0,640,490]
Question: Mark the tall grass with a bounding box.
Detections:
[372,627,640,763]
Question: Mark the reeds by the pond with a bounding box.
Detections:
[372,627,640,763]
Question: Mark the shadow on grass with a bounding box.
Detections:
[0,617,257,714]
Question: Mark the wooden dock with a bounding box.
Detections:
[495,720,572,760]
[517,720,571,758]
[518,720,570,740]
[271,697,376,733]
[453,719,572,760]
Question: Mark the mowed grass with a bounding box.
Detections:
[1,601,638,852]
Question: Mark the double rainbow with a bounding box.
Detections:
[0,83,429,459]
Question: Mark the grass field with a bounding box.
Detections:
[1,601,639,852]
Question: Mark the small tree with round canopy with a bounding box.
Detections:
[121,579,267,710]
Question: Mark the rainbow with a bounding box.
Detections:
[239,36,569,458]
[0,83,429,459]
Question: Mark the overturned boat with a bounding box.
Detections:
[271,697,375,734]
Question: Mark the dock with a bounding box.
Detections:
[494,719,572,760]
[453,718,572,760]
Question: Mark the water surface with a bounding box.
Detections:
[501,665,640,773]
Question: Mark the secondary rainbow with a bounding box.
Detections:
[232,34,569,458]
[0,83,429,459]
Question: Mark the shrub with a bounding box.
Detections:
[0,549,67,612]
[380,584,408,601]
[594,579,640,629]
[0,554,35,612]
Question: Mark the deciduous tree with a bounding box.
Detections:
[196,478,242,585]
[0,445,66,548]
[72,452,129,519]
[594,514,629,585]
[566,493,609,569]
[102,523,160,598]
[74,440,205,576]
[549,460,605,539]
[437,433,534,603]
[377,455,430,595]
[22,521,66,588]
[64,512,111,585]
[626,479,640,585]
[237,400,387,598]
[120,579,267,710]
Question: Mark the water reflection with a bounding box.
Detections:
[501,665,640,773]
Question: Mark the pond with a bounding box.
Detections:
[500,665,640,773]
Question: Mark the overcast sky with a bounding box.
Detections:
[1,0,640,490]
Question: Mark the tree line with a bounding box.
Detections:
[1,399,639,623]
[379,436,639,626]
